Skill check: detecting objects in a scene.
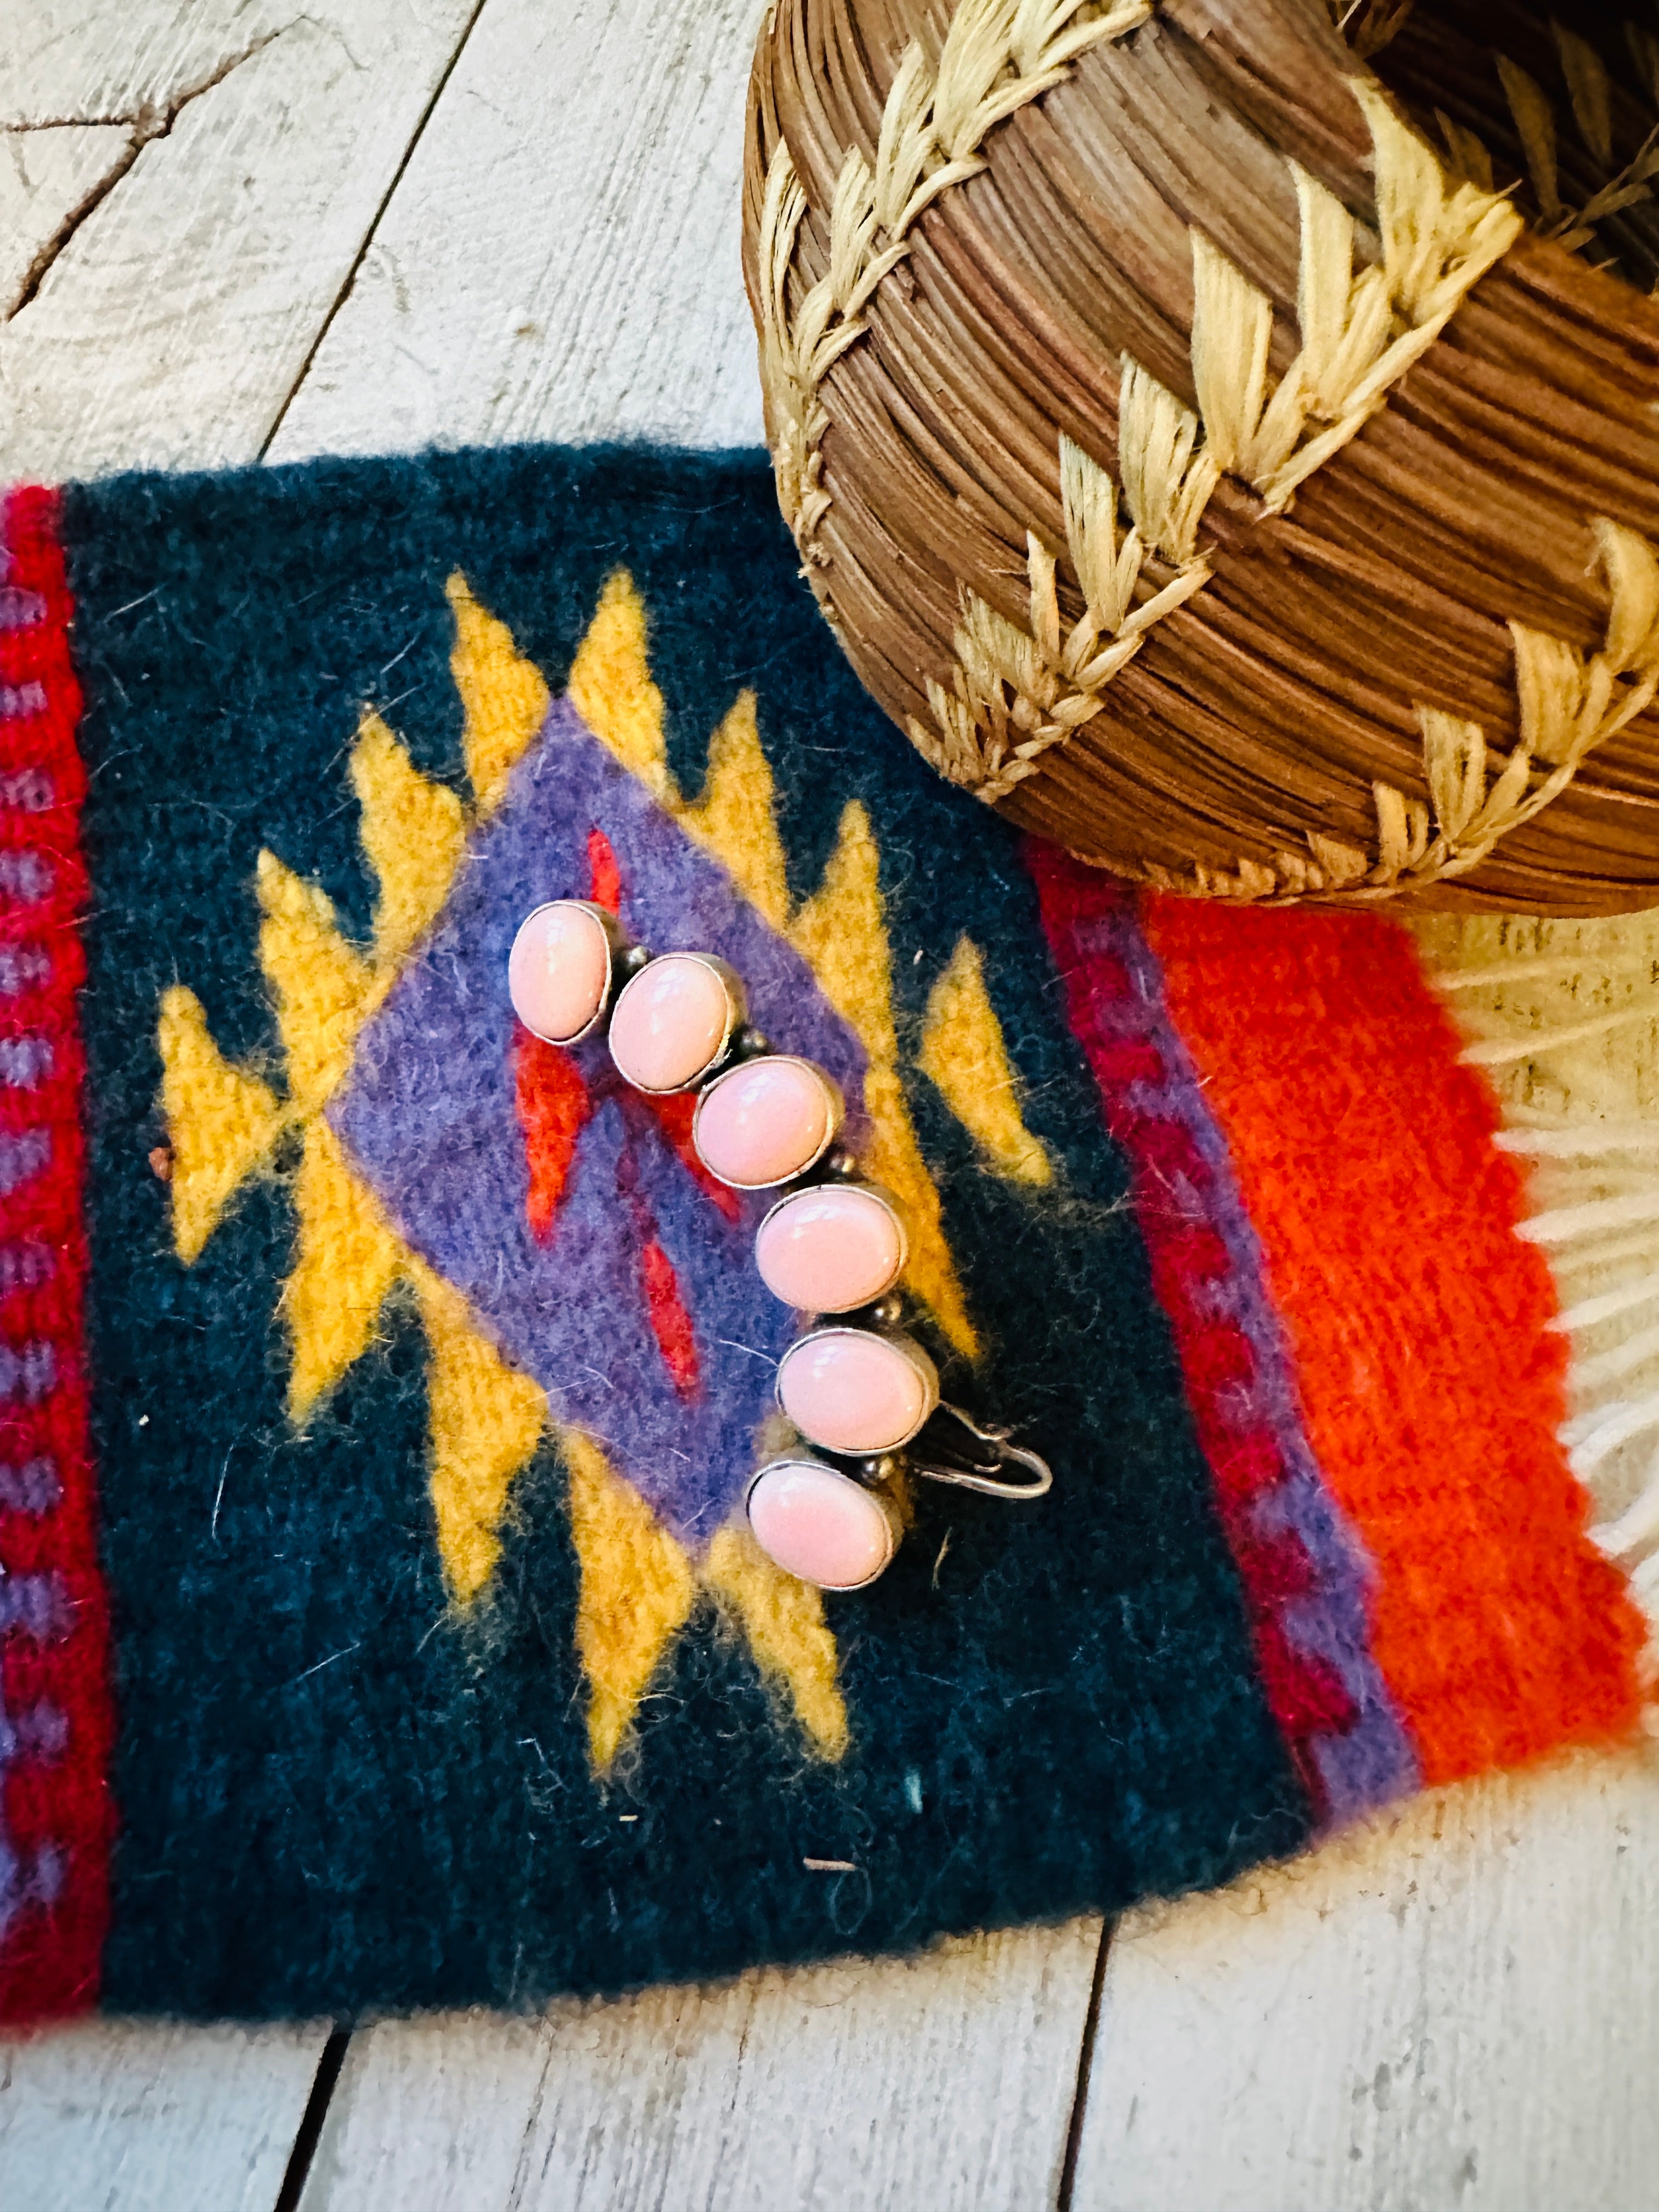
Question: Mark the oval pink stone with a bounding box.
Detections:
[776,1329,937,1454]
[695,1057,837,1189]
[755,1185,905,1312]
[746,1459,896,1589]
[508,902,611,1043]
[609,954,732,1092]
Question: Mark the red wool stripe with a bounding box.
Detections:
[586,824,623,918]
[0,486,115,2023]
[639,1238,701,1398]
[515,1026,592,1243]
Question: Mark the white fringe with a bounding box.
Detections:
[1413,912,1659,1652]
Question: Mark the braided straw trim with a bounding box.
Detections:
[909,80,1524,805]
[909,410,1214,799]
[756,0,1154,573]
[1135,520,1659,905]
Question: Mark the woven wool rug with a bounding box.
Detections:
[0,446,1653,2024]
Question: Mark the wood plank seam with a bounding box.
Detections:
[257,0,496,462]
[273,2028,353,2212]
[1056,1922,1114,2212]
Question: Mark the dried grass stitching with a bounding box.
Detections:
[756,0,1153,573]
[910,81,1523,803]
[1139,520,1659,904]
[1474,27,1659,261]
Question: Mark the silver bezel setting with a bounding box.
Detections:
[774,1326,941,1454]
[691,1055,845,1190]
[508,899,628,1047]
[754,1180,910,1313]
[608,950,747,1094]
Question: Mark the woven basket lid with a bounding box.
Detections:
[741,0,1659,915]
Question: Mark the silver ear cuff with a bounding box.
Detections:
[509,897,1052,1589]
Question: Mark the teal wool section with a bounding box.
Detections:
[61,447,1312,2018]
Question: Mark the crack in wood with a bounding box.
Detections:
[4,27,290,319]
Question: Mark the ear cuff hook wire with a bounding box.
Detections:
[906,1408,1053,1501]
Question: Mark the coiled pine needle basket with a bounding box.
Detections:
[741,0,1659,914]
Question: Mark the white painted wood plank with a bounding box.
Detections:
[297,1921,1101,2212]
[266,0,768,464]
[1,125,133,314]
[1073,1747,1659,2212]
[0,2017,330,2212]
[0,0,483,481]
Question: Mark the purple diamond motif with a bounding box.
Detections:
[329,698,869,1545]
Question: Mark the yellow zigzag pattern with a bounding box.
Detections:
[160,590,550,1609]
[159,566,1051,1773]
[918,938,1052,1188]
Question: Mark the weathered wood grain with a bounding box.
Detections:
[0,2017,330,2212]
[295,1921,1102,2212]
[0,0,483,481]
[266,0,768,462]
[1074,1746,1659,2212]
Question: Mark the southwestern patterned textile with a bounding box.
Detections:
[0,448,1645,2023]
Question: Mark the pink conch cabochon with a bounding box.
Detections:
[776,1328,939,1455]
[609,953,738,1093]
[755,1183,906,1313]
[693,1056,840,1189]
[507,901,613,1043]
[746,1459,897,1590]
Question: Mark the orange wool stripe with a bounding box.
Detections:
[1142,893,1646,1785]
